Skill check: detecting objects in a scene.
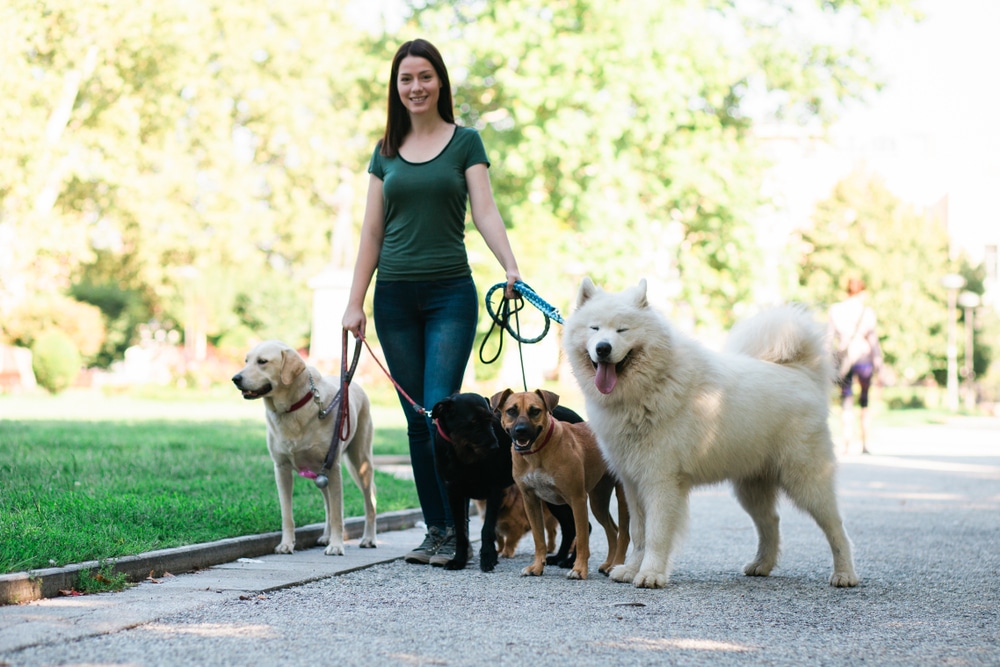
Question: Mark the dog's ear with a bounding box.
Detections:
[489,389,513,414]
[631,278,649,309]
[431,396,454,422]
[577,277,598,307]
[535,389,560,413]
[279,347,306,385]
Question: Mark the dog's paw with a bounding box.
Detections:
[743,560,774,577]
[358,537,377,549]
[567,568,587,580]
[609,564,637,583]
[480,552,498,572]
[444,558,467,571]
[521,564,544,577]
[324,543,345,556]
[830,570,859,587]
[275,542,295,555]
[633,570,668,589]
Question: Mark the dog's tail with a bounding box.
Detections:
[724,304,834,385]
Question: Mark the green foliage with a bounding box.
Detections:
[3,293,105,362]
[1,0,921,363]
[230,279,312,349]
[76,561,132,595]
[70,275,151,368]
[30,330,81,394]
[795,168,952,382]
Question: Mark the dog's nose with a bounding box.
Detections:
[513,423,534,440]
[596,341,612,360]
[232,374,242,388]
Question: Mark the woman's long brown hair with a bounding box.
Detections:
[380,38,455,158]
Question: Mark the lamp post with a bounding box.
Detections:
[958,290,980,410]
[941,273,966,412]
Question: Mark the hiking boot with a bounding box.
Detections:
[429,527,472,568]
[404,526,445,564]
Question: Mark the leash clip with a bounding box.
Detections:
[307,373,332,419]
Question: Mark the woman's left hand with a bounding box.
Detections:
[505,270,520,299]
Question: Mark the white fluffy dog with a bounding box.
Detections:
[563,278,858,589]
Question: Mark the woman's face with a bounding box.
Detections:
[397,55,441,118]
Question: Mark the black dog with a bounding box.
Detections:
[431,392,582,572]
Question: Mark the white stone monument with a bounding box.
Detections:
[309,171,356,369]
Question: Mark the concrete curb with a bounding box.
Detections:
[0,508,423,605]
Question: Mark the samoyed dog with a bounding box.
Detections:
[563,278,858,589]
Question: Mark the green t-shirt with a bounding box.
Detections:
[368,126,490,281]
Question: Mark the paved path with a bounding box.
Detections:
[1,418,998,666]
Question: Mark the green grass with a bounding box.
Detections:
[76,561,132,594]
[0,390,418,575]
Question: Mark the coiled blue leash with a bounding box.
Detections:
[511,281,564,326]
[480,281,564,389]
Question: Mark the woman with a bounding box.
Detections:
[829,277,883,455]
[342,39,521,566]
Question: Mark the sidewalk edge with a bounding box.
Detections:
[0,508,424,605]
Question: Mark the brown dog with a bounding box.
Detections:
[491,388,630,580]
[475,486,558,558]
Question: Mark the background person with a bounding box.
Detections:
[341,38,521,566]
[829,277,883,455]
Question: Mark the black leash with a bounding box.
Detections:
[479,280,561,391]
[479,290,529,390]
[314,330,362,490]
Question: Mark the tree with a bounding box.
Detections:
[1,0,921,373]
[394,0,920,327]
[1,0,386,362]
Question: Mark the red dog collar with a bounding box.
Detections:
[286,390,313,414]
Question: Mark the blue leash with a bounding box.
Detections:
[484,280,563,342]
[511,281,564,325]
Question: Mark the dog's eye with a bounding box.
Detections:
[505,407,518,417]
[616,328,629,333]
[589,326,599,331]
[528,407,542,418]
[257,358,268,365]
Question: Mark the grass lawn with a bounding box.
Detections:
[0,387,418,575]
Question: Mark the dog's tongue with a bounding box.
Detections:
[595,362,617,395]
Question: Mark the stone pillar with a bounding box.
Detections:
[309,170,356,371]
[308,265,353,371]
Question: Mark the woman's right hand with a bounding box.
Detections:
[342,305,367,339]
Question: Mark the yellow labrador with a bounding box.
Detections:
[232,340,377,555]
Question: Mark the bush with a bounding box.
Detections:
[31,331,81,394]
[3,293,105,362]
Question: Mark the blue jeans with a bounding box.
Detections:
[373,277,479,530]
